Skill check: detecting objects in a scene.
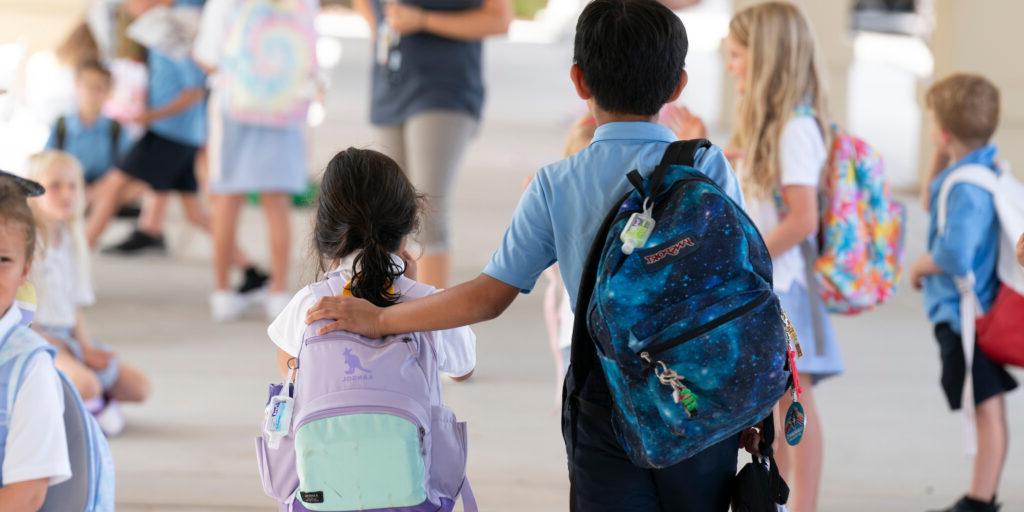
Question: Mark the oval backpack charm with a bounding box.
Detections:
[785,401,806,446]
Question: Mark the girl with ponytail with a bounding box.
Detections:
[267,148,476,380]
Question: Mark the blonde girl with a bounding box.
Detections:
[677,3,845,511]
[729,4,844,511]
[27,151,150,436]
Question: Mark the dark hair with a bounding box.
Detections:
[314,148,421,308]
[75,59,113,83]
[0,180,38,261]
[573,0,688,117]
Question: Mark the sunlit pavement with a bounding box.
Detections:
[87,37,1024,511]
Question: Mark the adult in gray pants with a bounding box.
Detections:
[354,0,512,288]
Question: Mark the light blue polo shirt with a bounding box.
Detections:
[45,113,133,181]
[484,122,743,309]
[147,49,207,147]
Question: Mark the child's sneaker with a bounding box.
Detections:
[930,496,1001,512]
[102,229,167,256]
[210,290,249,322]
[264,292,291,321]
[95,400,126,437]
[237,266,270,297]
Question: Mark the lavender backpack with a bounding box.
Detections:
[256,272,477,512]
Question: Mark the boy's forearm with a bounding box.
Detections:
[421,0,511,41]
[145,88,205,122]
[380,274,518,334]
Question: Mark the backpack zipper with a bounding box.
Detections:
[637,289,772,360]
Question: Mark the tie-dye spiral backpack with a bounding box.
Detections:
[571,140,795,468]
[812,128,907,314]
[221,0,317,126]
[256,272,476,512]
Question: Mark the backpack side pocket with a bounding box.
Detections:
[429,406,468,499]
[256,435,298,504]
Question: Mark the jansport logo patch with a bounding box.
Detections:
[641,236,697,267]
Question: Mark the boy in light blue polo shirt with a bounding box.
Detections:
[306,1,745,509]
[45,60,133,185]
[86,0,208,254]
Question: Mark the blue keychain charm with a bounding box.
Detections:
[784,401,806,446]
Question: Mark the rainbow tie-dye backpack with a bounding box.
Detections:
[812,129,906,314]
[220,0,317,127]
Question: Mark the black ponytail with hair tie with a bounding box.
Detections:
[314,148,423,308]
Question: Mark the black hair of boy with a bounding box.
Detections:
[314,148,423,308]
[573,0,688,117]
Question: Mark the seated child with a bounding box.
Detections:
[0,175,71,511]
[27,151,151,437]
[46,60,133,189]
[910,73,1016,512]
[268,147,476,381]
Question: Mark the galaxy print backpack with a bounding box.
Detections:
[572,139,794,468]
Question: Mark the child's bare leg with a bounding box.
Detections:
[137,191,170,236]
[210,193,244,290]
[970,394,1008,501]
[107,362,150,403]
[179,193,251,268]
[86,169,132,247]
[775,376,823,512]
[54,349,102,401]
[261,192,291,293]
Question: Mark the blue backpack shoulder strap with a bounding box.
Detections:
[0,324,57,485]
[562,139,713,468]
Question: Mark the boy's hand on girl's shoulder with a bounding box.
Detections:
[306,295,384,338]
[82,346,114,371]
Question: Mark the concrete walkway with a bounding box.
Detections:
[91,38,1024,511]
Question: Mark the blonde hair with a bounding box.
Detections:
[728,1,831,198]
[25,151,92,297]
[926,73,1000,148]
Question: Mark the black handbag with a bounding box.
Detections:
[731,413,790,512]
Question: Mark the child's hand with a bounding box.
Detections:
[386,3,427,34]
[739,427,762,456]
[660,104,707,141]
[82,346,115,371]
[1017,233,1024,267]
[306,296,384,338]
[910,254,939,291]
[130,110,152,127]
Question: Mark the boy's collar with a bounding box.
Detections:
[592,122,677,144]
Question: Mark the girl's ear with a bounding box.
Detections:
[19,259,32,285]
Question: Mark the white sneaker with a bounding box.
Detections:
[96,400,126,437]
[264,292,292,321]
[210,290,249,322]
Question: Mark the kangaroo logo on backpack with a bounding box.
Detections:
[342,348,372,375]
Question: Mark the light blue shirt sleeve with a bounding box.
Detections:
[695,145,744,209]
[931,183,995,277]
[482,174,557,293]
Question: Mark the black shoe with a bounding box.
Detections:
[237,266,270,295]
[102,230,167,256]
[115,204,142,219]
[930,496,1000,512]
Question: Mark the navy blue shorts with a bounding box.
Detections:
[120,131,199,192]
[567,398,738,512]
[934,322,1017,410]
